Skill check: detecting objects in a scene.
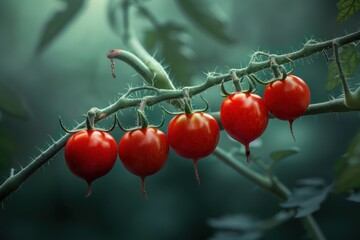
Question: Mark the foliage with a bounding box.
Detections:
[327,44,360,91]
[280,179,333,218]
[36,0,84,53]
[145,22,195,85]
[208,211,294,240]
[336,0,360,23]
[0,82,29,120]
[176,0,236,44]
[1,1,360,240]
[269,147,299,169]
[334,132,360,193]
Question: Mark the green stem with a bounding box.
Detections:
[213,146,326,240]
[1,31,359,202]
[333,41,360,109]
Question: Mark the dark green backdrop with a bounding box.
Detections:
[0,0,359,239]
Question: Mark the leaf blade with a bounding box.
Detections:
[336,0,360,23]
[334,132,360,193]
[36,0,85,53]
[326,44,360,91]
[176,0,236,44]
[0,82,29,120]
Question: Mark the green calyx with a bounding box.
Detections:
[117,110,165,132]
[220,74,257,96]
[162,95,209,115]
[59,110,116,134]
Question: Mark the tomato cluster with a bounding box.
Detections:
[62,74,310,198]
[220,74,310,161]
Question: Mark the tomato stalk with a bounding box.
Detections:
[333,41,360,109]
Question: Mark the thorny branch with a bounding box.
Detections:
[0,31,359,207]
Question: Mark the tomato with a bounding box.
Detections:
[65,130,117,196]
[167,112,220,183]
[264,74,310,140]
[220,92,268,163]
[118,127,169,198]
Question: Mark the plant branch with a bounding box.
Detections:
[332,41,360,109]
[213,146,326,240]
[1,31,360,202]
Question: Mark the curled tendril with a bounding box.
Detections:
[162,95,209,115]
[59,115,117,134]
[220,80,232,96]
[116,110,165,132]
[245,75,257,93]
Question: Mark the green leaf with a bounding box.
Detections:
[0,125,16,167]
[208,211,293,240]
[280,179,333,218]
[176,0,236,44]
[270,147,299,164]
[36,0,84,53]
[334,132,360,193]
[107,0,122,35]
[336,0,360,23]
[0,82,29,120]
[144,22,195,85]
[326,44,360,91]
[347,191,360,203]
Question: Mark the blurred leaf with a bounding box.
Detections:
[270,147,299,162]
[0,82,29,120]
[144,22,195,85]
[36,0,84,53]
[334,132,360,193]
[336,0,360,23]
[208,214,259,231]
[347,191,360,203]
[269,147,299,169]
[280,179,332,218]
[326,44,360,91]
[297,178,326,187]
[107,0,122,35]
[210,231,262,240]
[176,0,236,44]
[0,125,16,167]
[208,211,293,240]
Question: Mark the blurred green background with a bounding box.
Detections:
[0,0,359,239]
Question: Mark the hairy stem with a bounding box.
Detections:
[1,31,359,202]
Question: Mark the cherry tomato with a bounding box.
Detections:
[167,112,220,183]
[220,92,268,163]
[65,130,117,196]
[118,127,169,198]
[264,74,310,140]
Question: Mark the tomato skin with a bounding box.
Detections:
[264,75,310,121]
[220,92,268,149]
[167,112,220,159]
[65,130,117,186]
[118,127,169,177]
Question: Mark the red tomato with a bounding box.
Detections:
[220,92,268,163]
[264,74,310,140]
[65,130,117,196]
[167,112,220,183]
[118,127,169,198]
